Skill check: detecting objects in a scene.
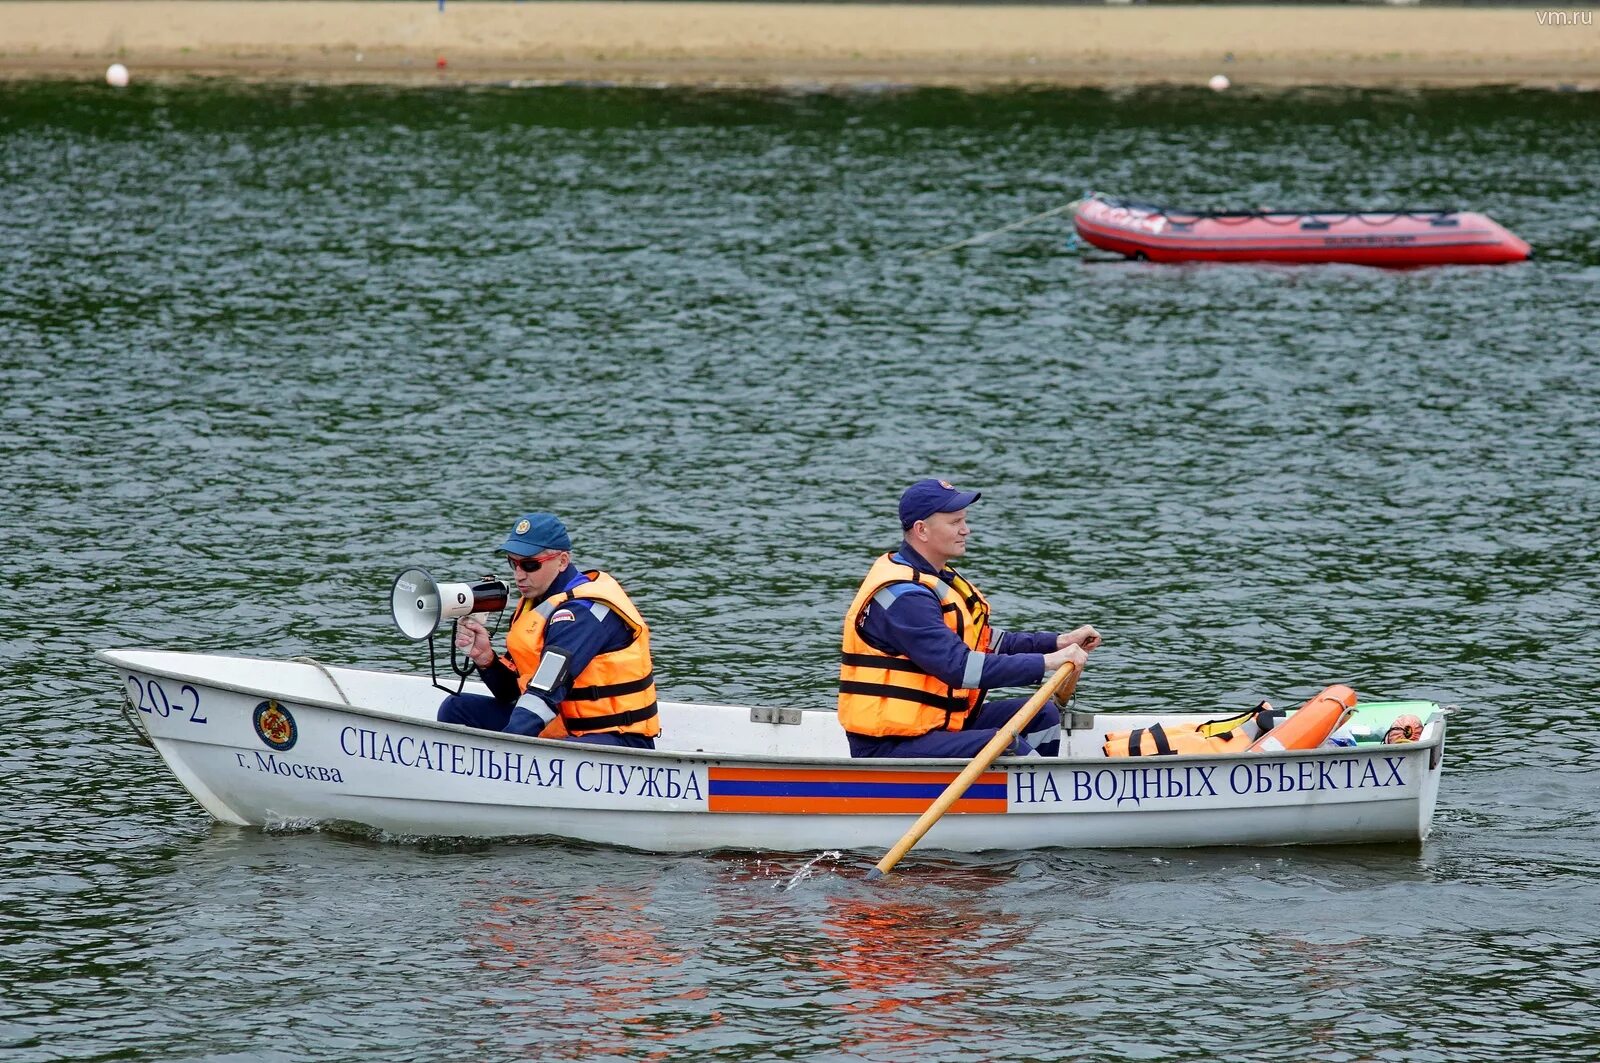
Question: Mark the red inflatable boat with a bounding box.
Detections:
[1074,193,1531,267]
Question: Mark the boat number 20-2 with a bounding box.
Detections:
[127,676,207,724]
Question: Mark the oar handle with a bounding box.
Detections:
[868,661,1080,880]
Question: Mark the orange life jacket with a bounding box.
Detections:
[502,571,659,738]
[1103,705,1274,757]
[838,553,993,737]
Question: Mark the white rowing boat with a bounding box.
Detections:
[99,649,1447,854]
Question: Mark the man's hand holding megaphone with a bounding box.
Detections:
[455,618,498,669]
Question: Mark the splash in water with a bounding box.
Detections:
[771,850,843,891]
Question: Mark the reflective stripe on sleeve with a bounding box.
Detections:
[515,693,558,723]
[962,651,988,689]
[1025,720,1061,748]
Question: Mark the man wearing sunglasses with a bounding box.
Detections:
[436,512,660,748]
[838,479,1101,759]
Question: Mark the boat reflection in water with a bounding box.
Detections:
[463,883,718,1060]
[816,872,1022,1055]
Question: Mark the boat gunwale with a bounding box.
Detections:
[1080,192,1470,223]
[97,647,1445,771]
[1073,210,1509,251]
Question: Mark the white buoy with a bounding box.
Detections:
[1208,73,1230,92]
[105,63,129,88]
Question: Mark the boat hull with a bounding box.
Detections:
[102,649,1445,854]
[1074,195,1530,267]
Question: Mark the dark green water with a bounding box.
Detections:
[3,82,1598,1061]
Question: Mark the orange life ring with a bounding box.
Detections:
[1247,685,1357,753]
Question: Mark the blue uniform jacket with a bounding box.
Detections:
[477,566,635,737]
[856,540,1057,696]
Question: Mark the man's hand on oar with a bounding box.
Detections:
[1046,630,1099,705]
[1059,625,1102,652]
[1042,642,1090,674]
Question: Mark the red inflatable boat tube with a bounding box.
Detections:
[1073,193,1531,267]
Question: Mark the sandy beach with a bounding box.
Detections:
[1,2,1597,88]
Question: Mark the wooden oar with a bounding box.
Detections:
[867,660,1080,880]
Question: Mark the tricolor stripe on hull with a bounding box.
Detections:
[707,767,1007,814]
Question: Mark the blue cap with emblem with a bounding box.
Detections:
[498,512,573,555]
[898,479,981,529]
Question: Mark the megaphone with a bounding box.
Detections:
[390,567,510,641]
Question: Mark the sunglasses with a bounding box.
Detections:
[507,552,562,574]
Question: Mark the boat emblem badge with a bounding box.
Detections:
[938,480,953,489]
[253,700,298,751]
[515,519,530,534]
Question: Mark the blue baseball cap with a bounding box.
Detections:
[498,512,572,555]
[899,479,981,529]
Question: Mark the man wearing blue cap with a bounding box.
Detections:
[438,512,661,748]
[838,479,1101,758]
